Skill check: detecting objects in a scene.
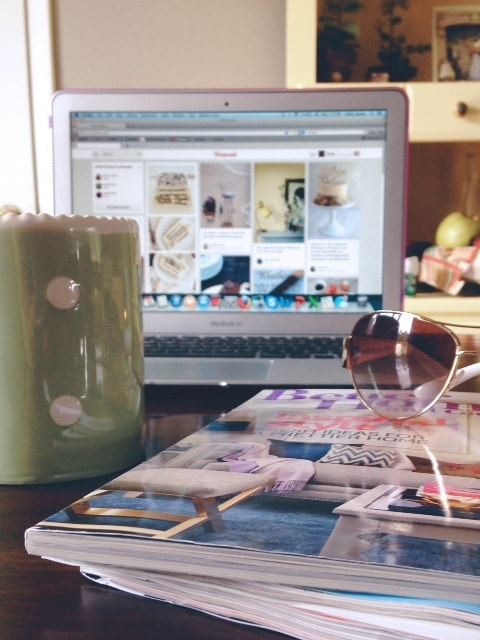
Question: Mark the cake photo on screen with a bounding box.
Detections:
[313,166,350,206]
[309,163,363,240]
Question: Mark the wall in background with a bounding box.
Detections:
[52,0,286,89]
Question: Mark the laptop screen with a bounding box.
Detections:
[52,88,408,338]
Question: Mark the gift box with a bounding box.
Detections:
[418,245,480,295]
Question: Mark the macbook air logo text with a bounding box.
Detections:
[210,320,242,327]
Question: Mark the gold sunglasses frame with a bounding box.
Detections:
[343,310,480,420]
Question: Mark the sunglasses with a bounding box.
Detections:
[343,310,480,421]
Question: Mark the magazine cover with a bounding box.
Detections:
[25,389,480,604]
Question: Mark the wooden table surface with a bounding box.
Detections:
[0,385,294,640]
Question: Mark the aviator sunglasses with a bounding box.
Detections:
[343,310,480,421]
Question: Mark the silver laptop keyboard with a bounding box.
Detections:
[144,335,343,359]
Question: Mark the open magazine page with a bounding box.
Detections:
[25,389,480,604]
[80,566,480,640]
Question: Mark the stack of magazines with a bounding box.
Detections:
[25,388,480,640]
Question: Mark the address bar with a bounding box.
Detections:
[83,128,369,137]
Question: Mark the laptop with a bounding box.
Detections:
[51,87,409,387]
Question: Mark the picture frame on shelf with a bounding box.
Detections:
[433,6,480,81]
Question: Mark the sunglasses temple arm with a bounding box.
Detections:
[415,362,480,401]
[447,362,480,391]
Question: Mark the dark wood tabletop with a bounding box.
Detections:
[0,385,295,640]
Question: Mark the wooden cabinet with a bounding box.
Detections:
[406,82,480,143]
[286,0,480,322]
[404,293,479,333]
[286,1,480,143]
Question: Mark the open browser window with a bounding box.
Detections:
[69,107,388,315]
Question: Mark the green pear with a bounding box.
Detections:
[435,211,480,248]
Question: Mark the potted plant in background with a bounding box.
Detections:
[317,0,364,82]
[369,0,431,81]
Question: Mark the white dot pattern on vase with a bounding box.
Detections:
[46,277,81,309]
[49,395,83,427]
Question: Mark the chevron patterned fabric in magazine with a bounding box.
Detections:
[319,444,398,468]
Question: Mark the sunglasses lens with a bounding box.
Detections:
[348,312,458,419]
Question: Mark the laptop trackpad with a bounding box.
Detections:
[144,358,273,384]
